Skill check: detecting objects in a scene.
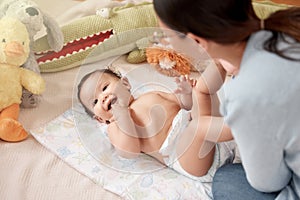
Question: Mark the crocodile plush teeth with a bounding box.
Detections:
[36,29,113,64]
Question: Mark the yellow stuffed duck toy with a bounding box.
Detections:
[0,17,45,142]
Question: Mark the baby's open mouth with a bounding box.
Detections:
[107,96,117,110]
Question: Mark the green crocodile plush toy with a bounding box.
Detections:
[33,2,159,73]
[33,1,290,73]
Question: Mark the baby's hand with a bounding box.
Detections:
[112,77,132,107]
[174,75,196,94]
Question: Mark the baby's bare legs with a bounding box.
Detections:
[175,82,227,177]
[175,114,230,177]
[175,116,216,176]
[174,61,230,176]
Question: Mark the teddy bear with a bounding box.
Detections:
[0,0,63,108]
[0,17,45,142]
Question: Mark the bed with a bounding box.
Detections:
[0,0,294,199]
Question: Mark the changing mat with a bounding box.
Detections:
[30,29,223,199]
[30,54,217,199]
[31,103,212,200]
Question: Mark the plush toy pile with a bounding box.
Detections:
[0,0,63,108]
[33,2,158,72]
[0,17,45,142]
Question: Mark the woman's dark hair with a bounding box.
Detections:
[154,0,300,60]
[77,68,121,118]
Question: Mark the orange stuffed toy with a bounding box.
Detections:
[146,46,197,77]
[0,17,45,142]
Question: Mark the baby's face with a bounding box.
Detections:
[79,72,120,123]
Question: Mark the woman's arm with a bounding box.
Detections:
[200,116,233,143]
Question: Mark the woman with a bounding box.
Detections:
[153,0,300,199]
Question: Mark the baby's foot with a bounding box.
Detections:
[0,118,28,142]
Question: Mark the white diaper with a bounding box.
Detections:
[159,109,240,182]
[159,109,191,157]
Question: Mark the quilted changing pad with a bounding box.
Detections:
[31,103,213,200]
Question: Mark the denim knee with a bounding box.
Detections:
[212,163,278,200]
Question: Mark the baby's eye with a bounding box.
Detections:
[102,85,108,91]
[93,99,98,105]
[2,39,5,43]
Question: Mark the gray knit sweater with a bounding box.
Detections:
[221,30,300,200]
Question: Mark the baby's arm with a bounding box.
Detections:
[174,75,196,110]
[108,118,141,159]
[109,77,141,158]
[174,60,226,113]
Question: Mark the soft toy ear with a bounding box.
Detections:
[41,11,64,52]
[0,0,20,17]
[0,2,9,18]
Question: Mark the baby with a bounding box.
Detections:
[77,62,236,181]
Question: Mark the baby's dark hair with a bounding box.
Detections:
[77,68,121,118]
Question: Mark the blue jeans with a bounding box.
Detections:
[212,163,279,200]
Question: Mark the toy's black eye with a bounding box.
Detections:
[2,39,5,43]
[93,99,98,105]
[22,42,25,45]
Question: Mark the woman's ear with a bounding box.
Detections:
[187,33,208,50]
